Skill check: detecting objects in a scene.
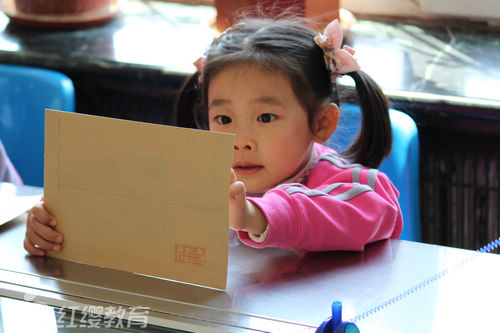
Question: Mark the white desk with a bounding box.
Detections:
[0,210,499,331]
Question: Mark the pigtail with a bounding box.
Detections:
[343,71,392,169]
[172,72,202,129]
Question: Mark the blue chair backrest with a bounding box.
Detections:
[326,104,421,241]
[0,64,75,187]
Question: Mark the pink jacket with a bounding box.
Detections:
[237,143,403,251]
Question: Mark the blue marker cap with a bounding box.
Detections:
[315,301,360,333]
[332,301,342,328]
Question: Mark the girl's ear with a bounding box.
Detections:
[312,103,339,143]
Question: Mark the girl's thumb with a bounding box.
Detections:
[230,168,237,184]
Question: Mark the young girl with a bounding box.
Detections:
[176,17,402,251]
[24,17,402,256]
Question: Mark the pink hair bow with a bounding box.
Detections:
[193,56,206,83]
[314,19,360,77]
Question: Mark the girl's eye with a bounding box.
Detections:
[214,115,232,125]
[257,113,277,123]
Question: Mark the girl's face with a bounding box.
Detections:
[208,64,315,193]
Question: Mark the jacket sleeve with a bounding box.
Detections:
[237,165,403,251]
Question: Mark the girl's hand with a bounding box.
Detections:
[229,169,268,236]
[24,202,63,256]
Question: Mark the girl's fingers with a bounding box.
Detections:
[29,215,63,244]
[25,228,61,252]
[229,181,246,202]
[31,202,56,227]
[229,181,247,230]
[24,204,63,256]
[23,237,46,256]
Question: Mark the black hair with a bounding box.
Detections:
[173,17,391,168]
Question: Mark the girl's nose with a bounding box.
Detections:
[234,135,255,151]
[234,143,252,150]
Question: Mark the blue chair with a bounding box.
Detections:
[0,64,75,187]
[326,104,421,241]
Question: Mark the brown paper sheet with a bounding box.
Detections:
[44,109,234,289]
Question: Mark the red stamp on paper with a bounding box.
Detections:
[175,243,206,267]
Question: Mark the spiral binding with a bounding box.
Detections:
[349,236,500,323]
[477,237,500,253]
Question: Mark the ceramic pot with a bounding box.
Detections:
[214,0,339,32]
[14,0,112,15]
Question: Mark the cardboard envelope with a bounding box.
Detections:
[44,109,234,290]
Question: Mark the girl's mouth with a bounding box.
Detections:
[233,163,264,175]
